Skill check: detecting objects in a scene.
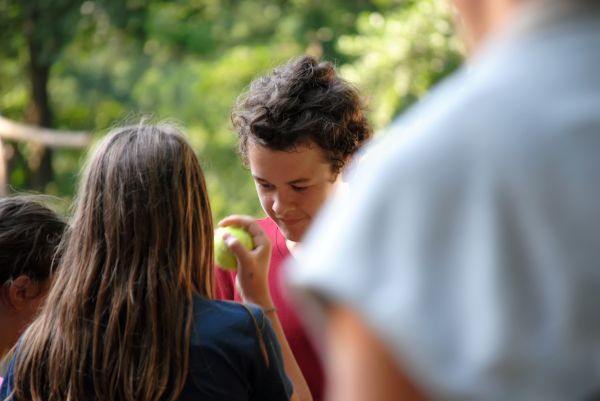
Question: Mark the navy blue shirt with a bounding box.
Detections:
[0,298,292,401]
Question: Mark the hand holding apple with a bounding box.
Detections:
[214,226,254,270]
[216,215,273,308]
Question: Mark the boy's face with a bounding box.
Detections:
[247,140,339,242]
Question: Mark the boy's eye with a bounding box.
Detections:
[258,182,273,189]
[291,185,307,192]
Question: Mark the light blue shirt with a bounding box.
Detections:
[288,2,600,400]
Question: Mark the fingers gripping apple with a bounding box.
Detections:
[214,226,254,270]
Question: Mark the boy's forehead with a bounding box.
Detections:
[248,142,332,180]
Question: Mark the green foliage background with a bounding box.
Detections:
[0,0,463,220]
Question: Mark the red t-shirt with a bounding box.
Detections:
[215,217,324,401]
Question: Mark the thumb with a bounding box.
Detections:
[224,234,254,268]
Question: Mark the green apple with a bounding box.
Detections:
[214,226,254,270]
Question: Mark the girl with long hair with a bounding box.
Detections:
[0,123,304,401]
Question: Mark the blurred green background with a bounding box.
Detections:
[0,0,463,220]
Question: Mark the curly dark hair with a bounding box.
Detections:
[0,196,66,285]
[232,55,373,174]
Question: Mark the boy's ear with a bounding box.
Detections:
[7,275,39,310]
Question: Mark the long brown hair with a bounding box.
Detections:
[11,124,215,401]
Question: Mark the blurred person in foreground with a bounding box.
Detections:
[287,0,600,400]
[216,55,372,401]
[0,124,310,401]
[0,197,66,381]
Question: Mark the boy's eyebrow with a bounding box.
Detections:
[288,178,310,185]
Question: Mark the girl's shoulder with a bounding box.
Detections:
[191,298,267,342]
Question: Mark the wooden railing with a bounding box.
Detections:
[0,116,92,196]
